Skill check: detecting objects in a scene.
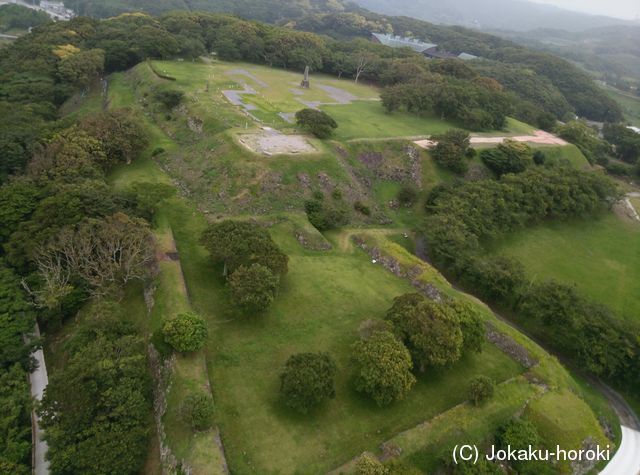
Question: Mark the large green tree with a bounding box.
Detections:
[385,293,464,371]
[280,352,337,413]
[200,220,288,277]
[229,263,279,313]
[430,129,472,174]
[480,140,532,177]
[352,331,416,406]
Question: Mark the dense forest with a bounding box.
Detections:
[61,0,623,121]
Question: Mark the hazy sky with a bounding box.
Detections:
[530,0,639,20]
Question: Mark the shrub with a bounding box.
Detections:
[354,200,371,216]
[154,89,184,109]
[355,453,388,475]
[304,198,350,231]
[496,418,545,473]
[280,352,337,413]
[430,129,471,174]
[295,108,338,139]
[352,331,416,406]
[180,392,215,430]
[480,140,532,177]
[533,150,546,165]
[467,376,494,405]
[228,263,279,313]
[162,312,208,353]
[397,185,418,207]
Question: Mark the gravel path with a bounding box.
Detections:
[222,85,258,110]
[315,84,357,104]
[224,68,268,88]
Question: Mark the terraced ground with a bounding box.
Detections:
[54,57,621,474]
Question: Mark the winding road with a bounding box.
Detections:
[29,324,50,475]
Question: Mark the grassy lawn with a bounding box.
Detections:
[526,389,609,472]
[534,144,591,169]
[630,197,640,215]
[163,206,525,473]
[151,59,378,128]
[323,100,458,140]
[489,213,640,322]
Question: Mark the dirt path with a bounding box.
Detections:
[624,193,640,222]
[414,130,567,149]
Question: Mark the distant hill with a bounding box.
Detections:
[353,0,636,32]
[63,0,347,21]
[494,25,640,81]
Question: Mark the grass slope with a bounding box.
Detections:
[71,58,617,474]
[164,206,524,473]
[489,213,640,322]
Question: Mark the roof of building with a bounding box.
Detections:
[457,52,478,60]
[422,46,458,59]
[371,33,437,53]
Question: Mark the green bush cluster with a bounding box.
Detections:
[200,220,288,313]
[181,393,215,430]
[295,108,338,139]
[162,312,208,353]
[304,189,350,231]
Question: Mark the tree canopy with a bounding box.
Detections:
[295,108,338,139]
[39,314,151,475]
[385,293,464,371]
[280,352,337,413]
[352,330,416,406]
[162,312,208,353]
[200,220,288,278]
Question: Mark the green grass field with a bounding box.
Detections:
[323,100,459,140]
[535,144,591,169]
[66,58,619,474]
[605,86,640,127]
[163,205,525,473]
[489,213,640,322]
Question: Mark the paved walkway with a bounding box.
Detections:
[601,426,640,475]
[29,324,50,475]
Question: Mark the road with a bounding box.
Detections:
[0,0,74,20]
[414,236,640,474]
[29,324,50,475]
